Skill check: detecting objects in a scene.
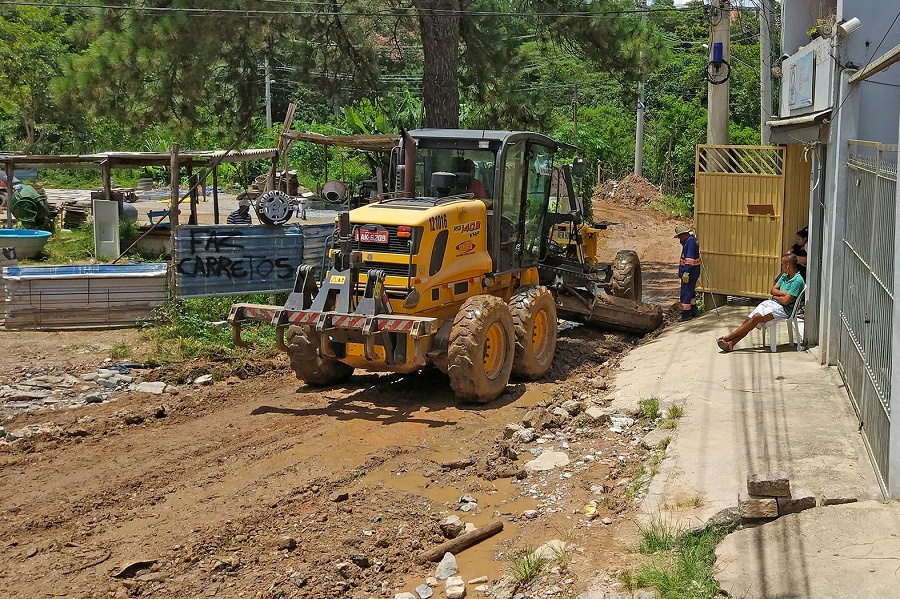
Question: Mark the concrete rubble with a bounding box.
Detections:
[0,362,196,442]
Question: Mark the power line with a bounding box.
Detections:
[4,1,704,19]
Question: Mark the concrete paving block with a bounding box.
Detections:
[776,489,816,515]
[746,471,790,497]
[738,492,777,519]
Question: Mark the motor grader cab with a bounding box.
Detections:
[229,130,662,402]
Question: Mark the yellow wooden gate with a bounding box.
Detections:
[695,144,810,299]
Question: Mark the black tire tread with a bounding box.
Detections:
[286,325,353,386]
[610,249,642,302]
[509,286,558,380]
[447,295,515,403]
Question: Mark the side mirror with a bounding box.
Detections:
[572,157,587,180]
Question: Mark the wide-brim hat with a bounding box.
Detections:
[674,225,691,237]
[238,198,252,208]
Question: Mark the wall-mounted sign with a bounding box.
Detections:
[788,50,815,110]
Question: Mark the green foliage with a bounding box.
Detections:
[661,404,684,429]
[144,295,277,364]
[109,342,132,360]
[508,546,551,583]
[0,6,71,151]
[638,396,662,421]
[637,515,684,554]
[0,0,772,202]
[652,194,694,218]
[629,523,732,599]
[39,223,95,264]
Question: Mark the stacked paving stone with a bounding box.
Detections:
[738,471,857,520]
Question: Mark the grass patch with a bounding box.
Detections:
[109,342,132,360]
[508,541,571,584]
[661,404,685,430]
[637,515,684,554]
[638,396,661,422]
[651,193,694,218]
[39,223,95,263]
[143,295,280,365]
[630,524,731,599]
[508,547,550,584]
[626,450,664,502]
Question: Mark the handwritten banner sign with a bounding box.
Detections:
[174,225,307,298]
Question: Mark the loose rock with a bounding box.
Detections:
[513,427,536,443]
[523,451,570,473]
[777,489,816,515]
[194,374,214,386]
[738,492,778,519]
[445,575,466,599]
[415,583,433,598]
[276,536,297,551]
[434,552,459,580]
[133,381,167,395]
[83,391,107,404]
[747,472,790,497]
[440,516,465,539]
[330,491,349,502]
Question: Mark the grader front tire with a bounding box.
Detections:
[509,286,558,380]
[286,326,353,386]
[610,249,643,302]
[447,295,515,403]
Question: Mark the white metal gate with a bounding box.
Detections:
[840,140,896,492]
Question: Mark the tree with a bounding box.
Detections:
[61,0,662,134]
[0,6,70,151]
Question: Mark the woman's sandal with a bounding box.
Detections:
[717,338,733,352]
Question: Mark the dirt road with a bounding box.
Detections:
[0,200,686,599]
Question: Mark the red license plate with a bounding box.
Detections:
[356,229,388,243]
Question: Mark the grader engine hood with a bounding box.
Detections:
[349,199,492,307]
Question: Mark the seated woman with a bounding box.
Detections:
[717,253,805,352]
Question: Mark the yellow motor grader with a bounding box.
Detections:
[229,130,662,402]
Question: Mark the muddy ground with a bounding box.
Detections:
[0,199,687,599]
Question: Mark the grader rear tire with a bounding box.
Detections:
[509,286,558,380]
[447,295,515,403]
[286,325,353,386]
[609,249,642,302]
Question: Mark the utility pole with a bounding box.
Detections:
[265,55,273,129]
[759,0,773,144]
[634,0,648,176]
[706,0,731,145]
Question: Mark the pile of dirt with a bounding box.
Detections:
[593,174,662,213]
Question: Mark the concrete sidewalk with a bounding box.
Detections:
[604,305,888,597]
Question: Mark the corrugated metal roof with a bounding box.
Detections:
[283,131,399,152]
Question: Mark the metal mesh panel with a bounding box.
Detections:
[840,141,896,492]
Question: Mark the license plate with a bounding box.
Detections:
[356,229,388,243]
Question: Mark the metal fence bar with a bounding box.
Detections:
[841,141,896,493]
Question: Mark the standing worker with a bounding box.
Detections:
[227,194,254,225]
[675,225,701,321]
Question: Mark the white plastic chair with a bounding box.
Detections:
[761,286,807,352]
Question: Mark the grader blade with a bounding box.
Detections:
[557,293,663,335]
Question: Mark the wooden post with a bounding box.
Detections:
[188,173,199,225]
[415,521,504,564]
[5,160,14,228]
[169,145,180,261]
[101,159,120,216]
[212,164,220,224]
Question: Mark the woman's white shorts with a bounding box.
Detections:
[749,299,788,328]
